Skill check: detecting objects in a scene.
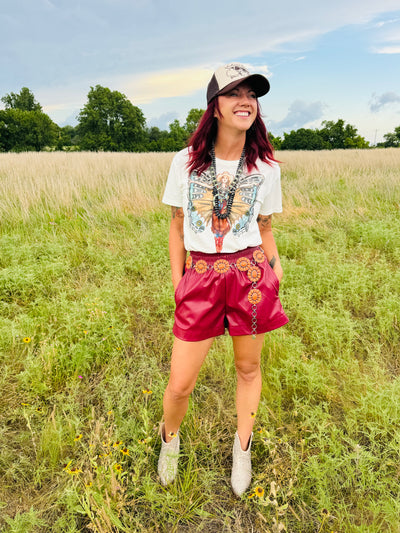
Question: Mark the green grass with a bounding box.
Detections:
[0,149,399,532]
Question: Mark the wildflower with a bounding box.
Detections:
[256,427,263,434]
[114,463,123,473]
[251,411,257,418]
[21,402,30,407]
[107,410,113,416]
[168,432,177,439]
[321,509,330,516]
[142,388,153,395]
[83,330,88,335]
[120,448,130,456]
[85,482,93,487]
[78,375,83,379]
[102,440,111,447]
[23,337,31,343]
[113,441,123,448]
[248,492,256,499]
[98,451,112,458]
[63,461,73,471]
[74,434,83,442]
[35,407,43,413]
[254,486,265,498]
[68,467,83,475]
[116,347,121,350]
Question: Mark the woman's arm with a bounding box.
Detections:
[169,206,186,291]
[257,214,283,283]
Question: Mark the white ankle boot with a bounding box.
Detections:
[157,425,180,486]
[231,431,253,497]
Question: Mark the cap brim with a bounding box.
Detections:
[214,74,270,101]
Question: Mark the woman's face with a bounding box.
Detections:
[216,83,258,134]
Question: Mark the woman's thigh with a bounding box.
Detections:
[168,336,215,394]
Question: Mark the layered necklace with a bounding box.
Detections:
[209,144,246,220]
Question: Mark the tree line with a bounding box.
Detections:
[1,86,399,152]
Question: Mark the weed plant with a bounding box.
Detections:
[0,149,399,532]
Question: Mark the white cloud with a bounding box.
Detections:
[370,92,400,112]
[373,45,400,53]
[269,100,326,134]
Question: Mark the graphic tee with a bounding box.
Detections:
[162,147,282,253]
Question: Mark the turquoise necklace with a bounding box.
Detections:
[209,144,246,220]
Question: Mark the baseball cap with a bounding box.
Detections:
[207,63,270,104]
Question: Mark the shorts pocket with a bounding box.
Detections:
[174,271,188,304]
[267,263,280,293]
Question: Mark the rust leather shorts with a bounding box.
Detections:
[173,246,288,342]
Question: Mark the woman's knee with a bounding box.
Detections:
[165,379,194,402]
[235,360,261,383]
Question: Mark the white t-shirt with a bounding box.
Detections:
[162,147,282,254]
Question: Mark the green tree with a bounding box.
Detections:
[55,125,79,150]
[319,119,369,149]
[280,128,327,150]
[378,126,400,147]
[0,108,58,152]
[77,85,146,151]
[268,132,282,150]
[1,87,42,112]
[184,108,204,137]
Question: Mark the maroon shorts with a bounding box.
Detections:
[173,246,289,342]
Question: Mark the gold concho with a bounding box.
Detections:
[248,289,262,304]
[236,257,251,271]
[247,266,261,283]
[253,249,265,264]
[194,260,208,274]
[214,259,230,274]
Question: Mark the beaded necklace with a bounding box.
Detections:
[210,144,246,220]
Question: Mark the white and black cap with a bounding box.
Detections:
[207,63,270,104]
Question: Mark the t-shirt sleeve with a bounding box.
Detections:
[258,165,283,215]
[162,153,184,207]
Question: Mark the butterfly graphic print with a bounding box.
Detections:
[188,168,264,252]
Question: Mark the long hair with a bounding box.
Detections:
[187,98,277,176]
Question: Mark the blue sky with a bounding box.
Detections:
[1,0,399,144]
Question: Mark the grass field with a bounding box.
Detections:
[0,149,399,532]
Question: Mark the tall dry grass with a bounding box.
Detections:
[0,151,174,224]
[1,149,398,226]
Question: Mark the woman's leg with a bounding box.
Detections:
[232,333,265,450]
[163,336,214,442]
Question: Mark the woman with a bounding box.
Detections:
[158,63,288,496]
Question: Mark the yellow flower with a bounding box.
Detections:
[247,492,256,499]
[254,486,264,498]
[251,411,257,418]
[68,467,83,475]
[74,434,83,442]
[142,388,153,395]
[107,410,113,416]
[85,482,93,487]
[21,402,30,407]
[113,441,123,448]
[114,464,123,473]
[23,337,31,343]
[168,432,177,439]
[120,447,130,456]
[83,330,88,335]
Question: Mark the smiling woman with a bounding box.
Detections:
[158,63,288,497]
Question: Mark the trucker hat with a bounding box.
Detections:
[207,63,270,104]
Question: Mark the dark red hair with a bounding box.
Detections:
[187,98,277,176]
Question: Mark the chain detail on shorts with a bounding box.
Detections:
[185,248,266,338]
